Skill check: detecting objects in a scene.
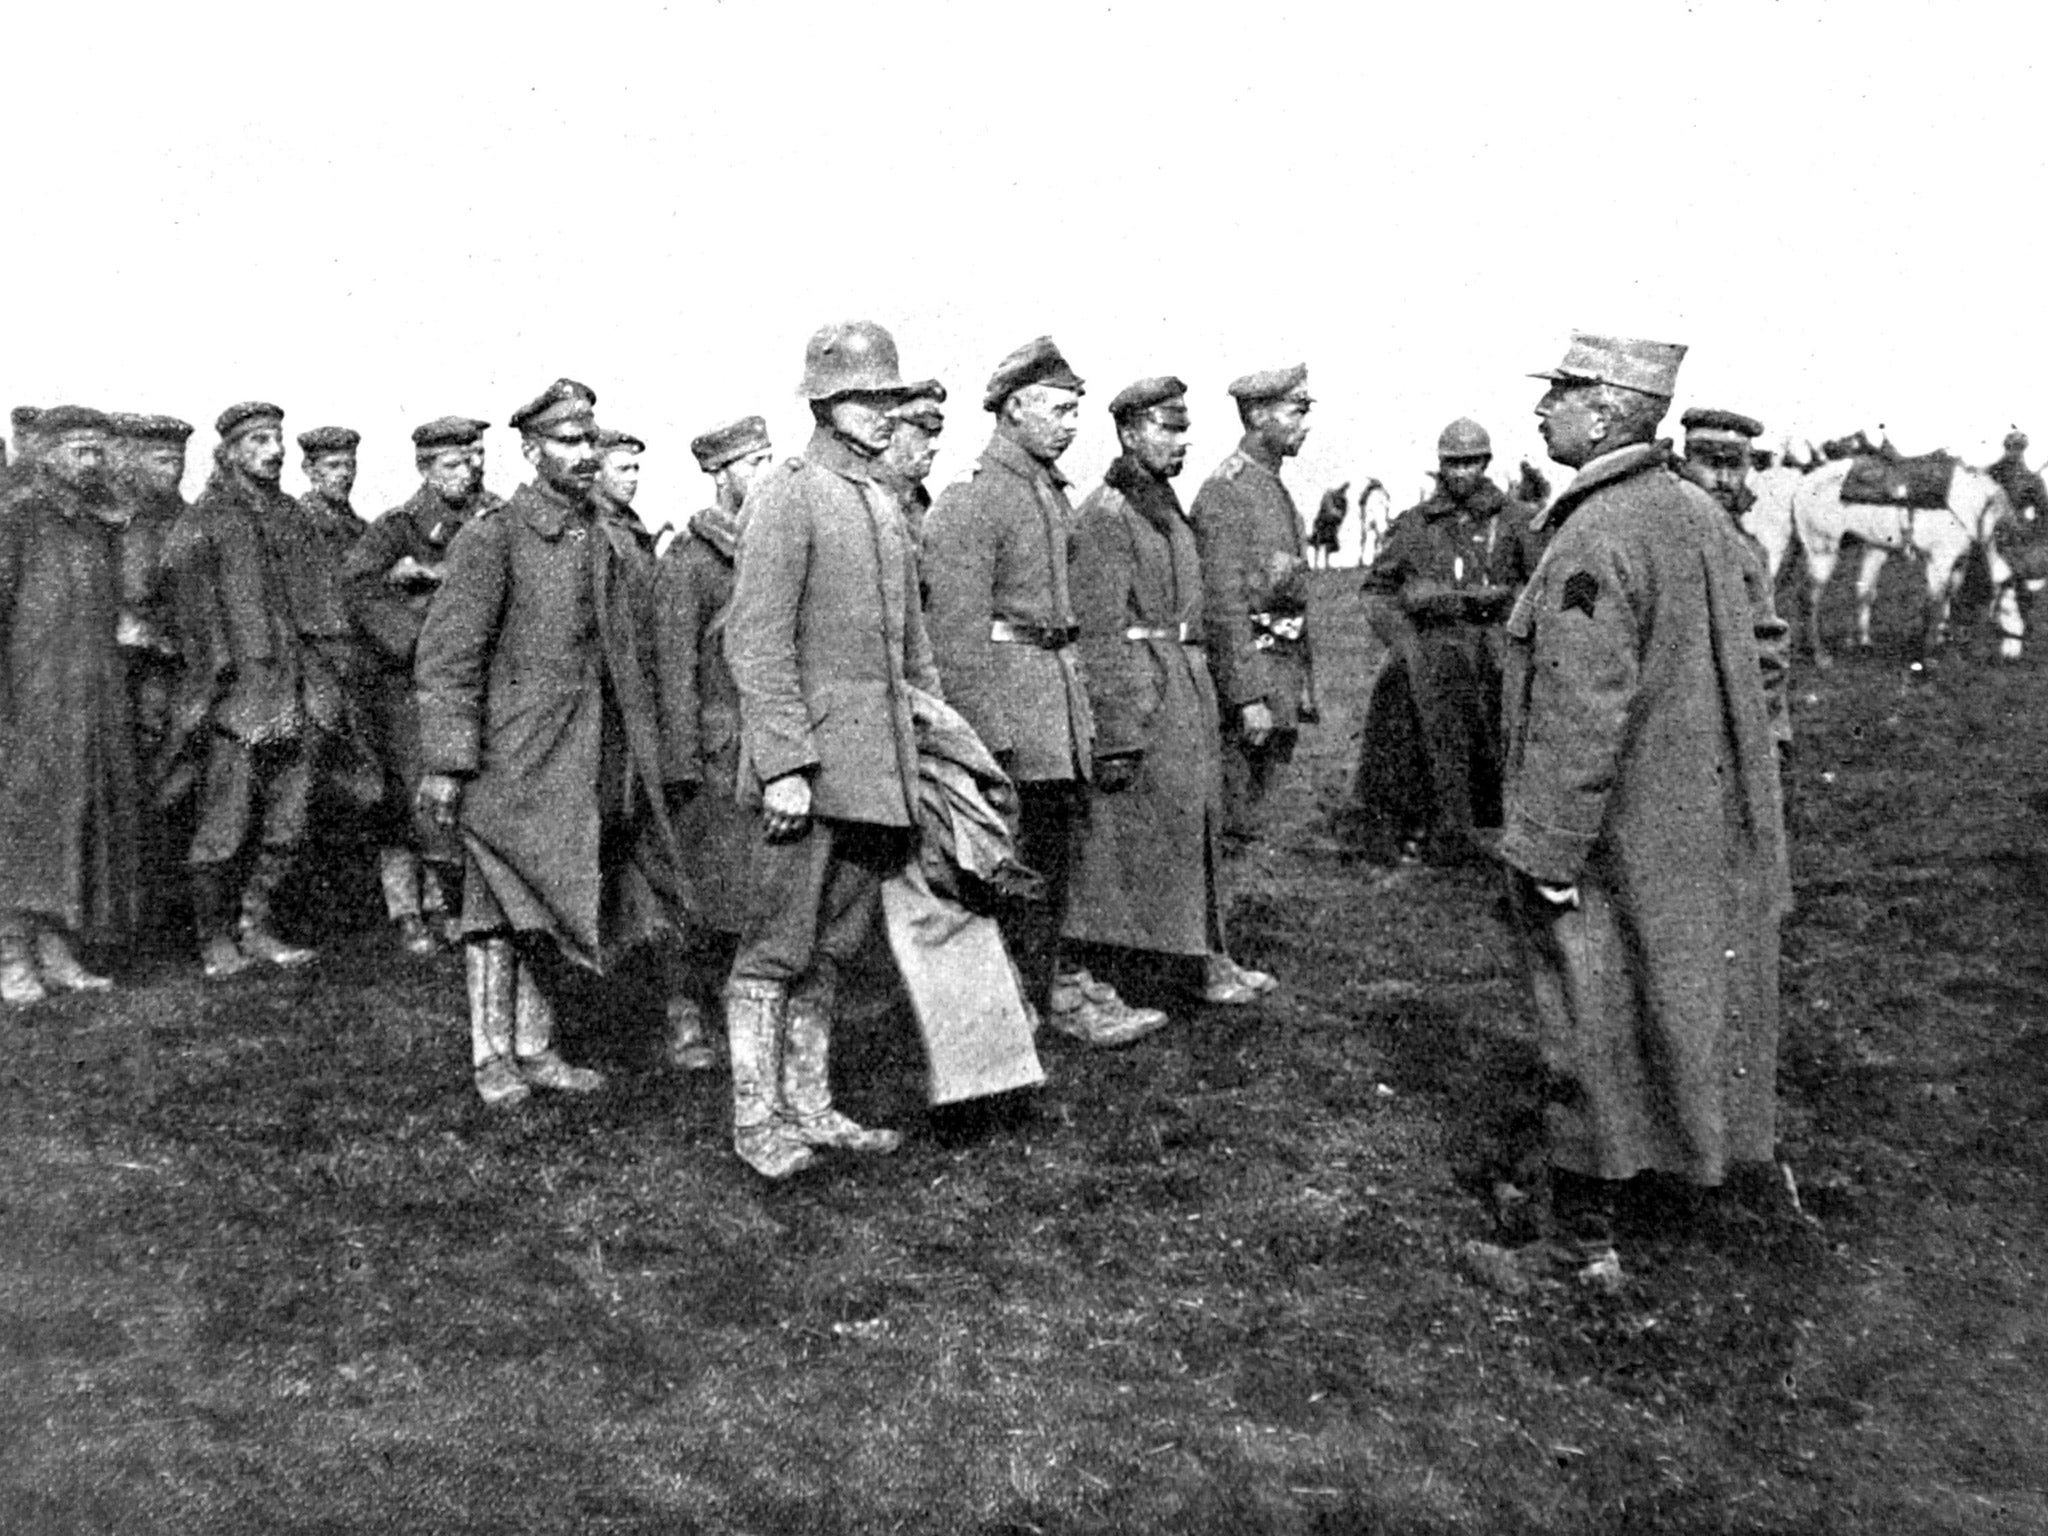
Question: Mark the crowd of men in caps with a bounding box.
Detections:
[0,320,1819,1258]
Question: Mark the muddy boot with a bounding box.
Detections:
[513,954,602,1093]
[34,927,112,993]
[465,936,527,1107]
[193,867,253,980]
[238,849,315,968]
[0,931,46,1006]
[781,969,900,1154]
[724,979,814,1179]
[666,993,718,1072]
[380,847,439,955]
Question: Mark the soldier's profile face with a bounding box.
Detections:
[1535,384,1600,468]
[423,446,480,502]
[306,451,357,502]
[523,421,599,494]
[597,448,641,507]
[134,444,186,494]
[231,426,286,482]
[724,447,774,505]
[1007,384,1081,464]
[1122,412,1189,480]
[825,393,901,457]
[883,419,941,486]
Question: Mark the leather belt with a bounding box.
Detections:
[989,619,1079,649]
[1123,623,1201,645]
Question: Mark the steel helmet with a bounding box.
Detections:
[1436,417,1492,461]
[799,320,909,401]
[2006,429,2029,453]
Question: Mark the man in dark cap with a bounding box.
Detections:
[722,320,935,1176]
[161,402,337,977]
[925,337,1166,1047]
[652,414,774,1072]
[875,382,947,549]
[1066,378,1276,1014]
[591,427,654,536]
[1503,334,1791,1272]
[1192,364,1319,847]
[416,379,680,1107]
[7,406,42,484]
[342,416,502,954]
[1360,416,1544,863]
[290,427,382,826]
[1987,428,2048,522]
[0,407,141,1004]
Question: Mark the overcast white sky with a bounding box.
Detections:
[6,0,2043,553]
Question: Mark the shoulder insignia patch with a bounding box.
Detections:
[1560,570,1600,618]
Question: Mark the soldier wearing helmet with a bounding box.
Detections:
[1357,416,1544,862]
[718,320,939,1176]
[1989,427,2048,522]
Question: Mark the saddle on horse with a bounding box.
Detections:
[1841,450,1957,510]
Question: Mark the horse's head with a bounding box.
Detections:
[1821,430,1875,461]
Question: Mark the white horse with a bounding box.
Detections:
[1358,479,1393,568]
[1744,465,1804,585]
[1790,458,2023,665]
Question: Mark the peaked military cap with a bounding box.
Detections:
[216,401,284,441]
[1109,376,1189,422]
[129,414,196,444]
[36,405,114,436]
[508,378,597,434]
[690,415,771,473]
[106,412,151,438]
[10,405,40,432]
[1226,364,1311,404]
[297,425,361,456]
[412,416,490,451]
[893,381,948,432]
[1531,333,1686,398]
[1680,407,1764,441]
[983,337,1085,413]
[596,427,646,455]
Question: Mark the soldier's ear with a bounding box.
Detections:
[519,434,543,471]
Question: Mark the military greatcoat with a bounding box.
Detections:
[1064,455,1226,957]
[922,432,1094,783]
[0,475,140,939]
[414,478,681,970]
[1190,435,1315,731]
[1500,442,1791,1186]
[653,504,750,928]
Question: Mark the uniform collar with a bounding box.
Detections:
[981,429,1071,491]
[1537,441,1670,530]
[804,424,881,483]
[689,502,742,560]
[1104,453,1185,533]
[515,475,587,540]
[1237,432,1285,476]
[1422,480,1506,521]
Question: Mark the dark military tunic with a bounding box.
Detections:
[414,478,680,970]
[0,475,140,939]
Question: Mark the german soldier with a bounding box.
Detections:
[1067,378,1276,1010]
[652,414,773,1072]
[0,407,140,1003]
[341,416,500,954]
[874,381,947,549]
[416,379,680,1107]
[1191,364,1318,847]
[925,337,1165,1046]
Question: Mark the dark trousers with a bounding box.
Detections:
[1221,729,1298,844]
[1003,781,1082,1011]
[729,817,912,991]
[188,732,313,868]
[1411,627,1505,836]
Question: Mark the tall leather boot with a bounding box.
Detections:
[238,848,316,967]
[0,926,46,1006]
[379,846,438,956]
[465,936,526,1107]
[513,952,602,1092]
[724,979,814,1179]
[34,926,112,992]
[193,866,252,980]
[781,967,901,1154]
[665,992,718,1073]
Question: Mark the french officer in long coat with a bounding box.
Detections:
[415,379,681,1108]
[1191,365,1319,846]
[1503,334,1791,1265]
[1066,378,1277,1008]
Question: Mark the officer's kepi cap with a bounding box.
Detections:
[508,378,597,435]
[1531,333,1686,398]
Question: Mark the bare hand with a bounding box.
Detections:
[388,556,444,588]
[1094,755,1141,793]
[1535,881,1581,910]
[761,773,812,842]
[417,773,463,830]
[1239,701,1275,748]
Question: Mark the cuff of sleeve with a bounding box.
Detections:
[1498,810,1596,887]
[748,737,820,785]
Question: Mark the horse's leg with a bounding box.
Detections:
[1919,546,1957,659]
[1803,532,1839,667]
[1983,537,2025,660]
[1854,545,1889,652]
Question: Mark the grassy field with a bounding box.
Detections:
[4,559,2045,1534]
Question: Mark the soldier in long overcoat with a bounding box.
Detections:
[1503,334,1790,1259]
[1065,378,1276,1007]
[721,320,940,1177]
[161,402,337,978]
[415,379,681,1108]
[0,408,139,1004]
[341,415,501,954]
[924,337,1163,1047]
[1191,365,1319,846]
[652,414,772,1071]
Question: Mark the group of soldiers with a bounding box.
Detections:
[0,319,1800,1262]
